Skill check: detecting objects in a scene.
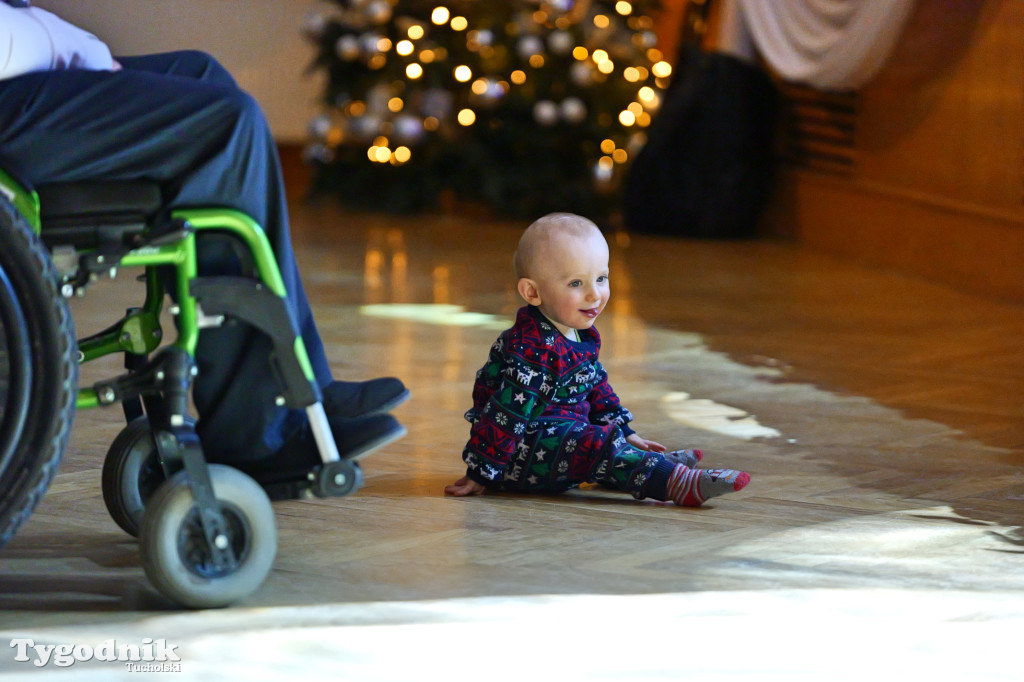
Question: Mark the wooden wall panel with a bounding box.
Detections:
[857,0,1023,210]
[766,171,1024,302]
[761,0,1024,303]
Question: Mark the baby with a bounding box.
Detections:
[445,212,750,506]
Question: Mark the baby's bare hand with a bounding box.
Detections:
[445,475,485,496]
[626,433,666,452]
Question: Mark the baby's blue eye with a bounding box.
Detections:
[569,280,582,288]
[597,275,608,283]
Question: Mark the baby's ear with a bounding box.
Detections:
[517,277,541,305]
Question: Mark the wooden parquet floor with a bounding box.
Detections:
[1,202,1022,679]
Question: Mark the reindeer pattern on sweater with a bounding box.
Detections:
[462,306,667,496]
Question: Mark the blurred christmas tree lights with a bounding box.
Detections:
[304,0,671,218]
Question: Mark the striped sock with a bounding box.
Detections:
[667,464,750,507]
[663,449,703,468]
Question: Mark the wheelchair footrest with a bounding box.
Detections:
[242,460,363,502]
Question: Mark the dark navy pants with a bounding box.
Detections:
[0,51,331,461]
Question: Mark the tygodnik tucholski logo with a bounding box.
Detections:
[9,637,181,671]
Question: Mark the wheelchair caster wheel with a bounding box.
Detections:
[139,464,276,609]
[312,460,363,498]
[101,416,194,537]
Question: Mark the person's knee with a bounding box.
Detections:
[117,50,240,88]
[179,50,238,87]
[222,88,267,131]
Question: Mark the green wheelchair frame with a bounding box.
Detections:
[0,166,359,608]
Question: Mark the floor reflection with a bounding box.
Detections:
[2,204,1022,679]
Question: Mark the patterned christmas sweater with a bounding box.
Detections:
[462,305,634,485]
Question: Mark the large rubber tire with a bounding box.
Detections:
[139,464,277,608]
[0,195,77,548]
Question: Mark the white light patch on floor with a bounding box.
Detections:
[360,303,510,329]
[3,590,1020,681]
[661,391,782,440]
[719,505,1024,592]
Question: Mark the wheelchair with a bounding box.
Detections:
[0,165,365,608]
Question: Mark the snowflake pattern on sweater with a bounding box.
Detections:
[462,306,634,485]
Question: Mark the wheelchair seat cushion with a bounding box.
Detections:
[37,180,163,222]
[36,180,163,250]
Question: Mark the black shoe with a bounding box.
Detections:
[235,412,406,484]
[322,377,410,418]
[327,412,406,461]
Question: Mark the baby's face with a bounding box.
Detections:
[529,229,610,337]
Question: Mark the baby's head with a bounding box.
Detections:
[513,213,610,338]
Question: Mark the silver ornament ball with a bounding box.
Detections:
[533,100,559,126]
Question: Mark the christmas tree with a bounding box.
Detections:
[304,0,673,219]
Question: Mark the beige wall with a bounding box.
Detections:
[34,0,325,141]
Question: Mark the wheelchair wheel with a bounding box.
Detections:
[139,464,276,608]
[102,416,197,538]
[0,196,77,548]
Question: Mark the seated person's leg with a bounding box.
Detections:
[116,50,239,87]
[0,61,406,468]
